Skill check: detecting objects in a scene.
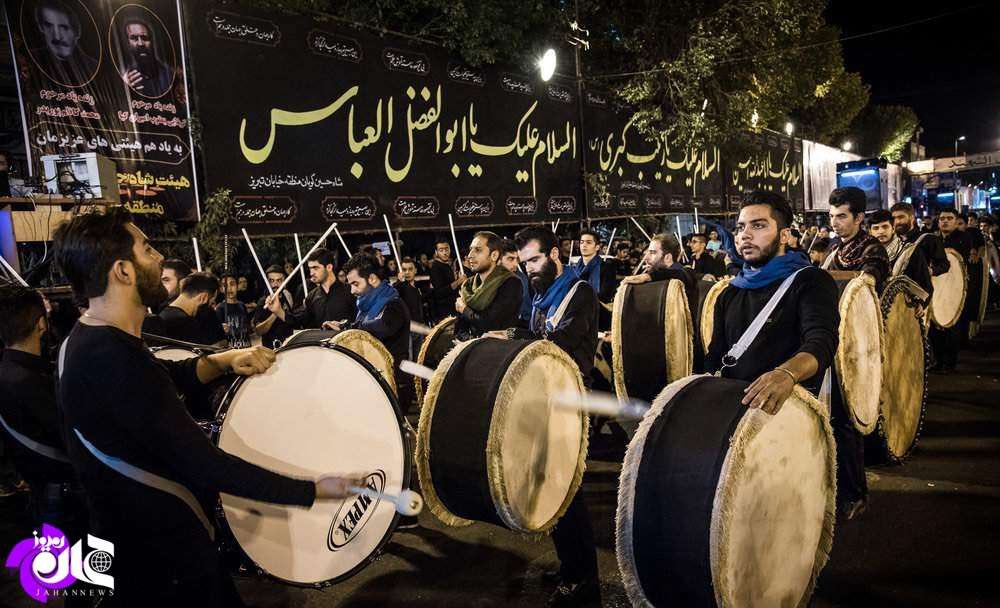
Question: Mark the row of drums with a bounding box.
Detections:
[146,253,962,605]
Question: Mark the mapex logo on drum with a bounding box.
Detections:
[327,470,385,551]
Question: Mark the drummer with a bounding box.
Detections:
[52,210,363,606]
[253,264,295,349]
[453,231,523,341]
[891,202,950,280]
[0,284,84,535]
[330,253,413,403]
[572,229,618,328]
[703,192,844,507]
[823,187,890,293]
[265,248,355,330]
[869,209,933,295]
[931,207,973,372]
[143,272,226,346]
[491,225,600,608]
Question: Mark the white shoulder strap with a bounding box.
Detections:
[548,281,583,330]
[722,267,809,368]
[821,248,836,270]
[0,414,70,463]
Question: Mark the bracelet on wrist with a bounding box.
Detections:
[774,366,797,383]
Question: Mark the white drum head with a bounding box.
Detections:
[930,248,967,329]
[216,344,407,585]
[836,275,883,434]
[150,346,201,361]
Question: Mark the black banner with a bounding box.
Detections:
[187,0,583,235]
[725,132,805,212]
[4,0,200,220]
[582,90,726,219]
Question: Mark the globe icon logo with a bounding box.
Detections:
[89,551,112,573]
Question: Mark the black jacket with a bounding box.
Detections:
[511,280,598,382]
[287,282,356,329]
[351,298,411,370]
[705,266,840,394]
[428,259,459,321]
[454,274,523,340]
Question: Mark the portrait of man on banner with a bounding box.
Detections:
[111,6,175,98]
[23,0,100,88]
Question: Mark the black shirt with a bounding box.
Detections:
[511,280,599,381]
[144,305,223,346]
[903,226,950,278]
[454,274,524,341]
[395,281,425,324]
[429,259,459,321]
[59,323,315,581]
[351,298,411,370]
[253,292,295,349]
[942,229,973,262]
[0,349,75,486]
[288,282,356,329]
[705,267,840,394]
[690,252,726,278]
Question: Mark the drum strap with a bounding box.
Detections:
[548,281,583,330]
[821,249,835,270]
[58,336,215,541]
[72,429,216,541]
[0,414,70,463]
[721,267,808,369]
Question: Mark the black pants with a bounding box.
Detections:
[830,381,867,504]
[930,324,962,368]
[551,490,598,584]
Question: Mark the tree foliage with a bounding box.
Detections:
[848,105,920,162]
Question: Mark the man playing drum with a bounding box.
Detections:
[266,248,355,331]
[891,202,950,297]
[53,210,364,607]
[704,191,843,507]
[488,225,600,607]
[453,231,523,341]
[931,207,973,372]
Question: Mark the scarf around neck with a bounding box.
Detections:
[532,267,580,332]
[884,235,904,262]
[574,255,602,294]
[833,231,879,270]
[731,250,812,290]
[460,265,513,312]
[355,281,399,324]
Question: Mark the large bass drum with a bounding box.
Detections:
[417,337,588,533]
[414,316,456,404]
[833,274,884,435]
[968,246,990,338]
[929,247,967,329]
[698,278,731,355]
[871,277,927,463]
[617,375,836,608]
[213,342,408,586]
[611,280,693,404]
[284,328,397,394]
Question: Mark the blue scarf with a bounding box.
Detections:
[532,268,580,332]
[355,281,399,325]
[731,250,812,289]
[573,255,602,295]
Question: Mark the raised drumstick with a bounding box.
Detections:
[552,389,650,421]
[348,486,423,516]
[400,359,434,380]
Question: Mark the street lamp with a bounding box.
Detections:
[784,121,794,137]
[841,141,852,152]
[538,48,557,82]
[955,135,966,157]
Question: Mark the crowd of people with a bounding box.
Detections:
[0,185,997,606]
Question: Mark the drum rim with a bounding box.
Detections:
[328,328,398,394]
[835,273,884,435]
[416,337,589,534]
[930,248,967,329]
[414,316,456,404]
[616,375,836,607]
[611,279,694,402]
[974,245,990,333]
[700,277,731,355]
[875,278,928,463]
[213,341,411,588]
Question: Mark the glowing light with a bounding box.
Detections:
[538,49,557,82]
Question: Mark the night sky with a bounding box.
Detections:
[826,1,1000,159]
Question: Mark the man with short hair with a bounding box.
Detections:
[253,265,296,349]
[687,232,726,279]
[809,237,831,266]
[53,209,360,605]
[871,208,931,299]
[931,207,975,371]
[891,202,949,288]
[823,187,890,293]
[145,272,224,346]
[454,231,522,341]
[216,274,251,348]
[31,0,98,87]
[500,238,532,325]
[266,248,355,330]
[498,226,600,607]
[160,258,191,303]
[572,229,618,329]
[395,257,426,326]
[704,192,842,512]
[0,284,81,530]
[428,238,465,322]
[120,16,171,96]
[558,237,573,264]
